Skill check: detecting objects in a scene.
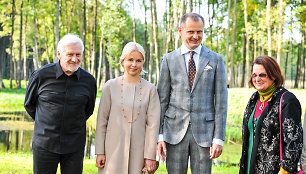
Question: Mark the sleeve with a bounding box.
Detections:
[213,54,228,141]
[157,55,171,135]
[24,71,39,120]
[95,82,111,155]
[280,92,303,173]
[144,86,161,160]
[85,77,97,120]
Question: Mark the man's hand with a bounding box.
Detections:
[157,141,167,162]
[210,144,222,159]
[96,154,106,168]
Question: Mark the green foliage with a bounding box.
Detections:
[0,0,305,89]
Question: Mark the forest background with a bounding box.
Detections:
[0,0,305,89]
[0,0,305,173]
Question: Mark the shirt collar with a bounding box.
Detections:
[181,43,202,55]
[56,61,81,80]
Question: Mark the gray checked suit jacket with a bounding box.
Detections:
[157,45,228,147]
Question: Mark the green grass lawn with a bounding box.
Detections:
[0,147,239,174]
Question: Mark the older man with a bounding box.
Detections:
[24,34,97,174]
[157,13,228,174]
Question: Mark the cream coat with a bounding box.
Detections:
[95,77,160,174]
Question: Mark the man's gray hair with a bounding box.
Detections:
[57,34,84,53]
[179,13,204,27]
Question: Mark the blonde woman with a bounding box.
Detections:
[95,42,160,174]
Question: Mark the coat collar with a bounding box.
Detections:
[191,45,210,92]
[55,61,81,80]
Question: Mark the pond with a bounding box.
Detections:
[0,111,34,152]
[0,111,96,158]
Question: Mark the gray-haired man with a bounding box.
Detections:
[24,34,97,174]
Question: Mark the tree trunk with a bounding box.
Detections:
[243,0,250,88]
[90,0,97,78]
[85,127,92,158]
[44,24,51,64]
[0,37,7,88]
[197,0,202,13]
[174,0,185,49]
[254,39,257,58]
[290,37,294,88]
[225,0,231,86]
[301,27,306,89]
[208,1,215,50]
[241,34,246,87]
[101,44,107,88]
[115,57,120,78]
[149,20,154,83]
[165,0,173,54]
[10,0,16,89]
[230,0,237,88]
[64,0,68,34]
[82,0,87,70]
[151,0,160,84]
[55,0,60,62]
[33,1,39,70]
[267,0,272,56]
[132,0,136,42]
[143,0,148,79]
[284,50,289,87]
[108,57,113,80]
[17,0,23,89]
[294,43,301,88]
[14,57,17,81]
[52,19,57,63]
[23,14,28,87]
[188,0,192,12]
[69,0,75,33]
[97,18,104,89]
[87,25,91,73]
[276,0,284,65]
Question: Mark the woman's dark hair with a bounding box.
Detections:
[249,55,284,88]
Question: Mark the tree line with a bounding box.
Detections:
[0,0,305,89]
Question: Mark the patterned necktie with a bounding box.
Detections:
[188,51,196,89]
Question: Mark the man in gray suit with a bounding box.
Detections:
[157,13,228,174]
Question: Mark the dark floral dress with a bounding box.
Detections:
[239,87,303,174]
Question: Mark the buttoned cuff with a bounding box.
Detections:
[212,138,223,146]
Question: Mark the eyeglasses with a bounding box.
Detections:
[251,73,268,79]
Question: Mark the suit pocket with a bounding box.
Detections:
[164,107,176,119]
[205,113,214,121]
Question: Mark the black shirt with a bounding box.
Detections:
[24,62,97,154]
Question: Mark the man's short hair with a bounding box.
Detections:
[179,13,204,27]
[57,34,84,53]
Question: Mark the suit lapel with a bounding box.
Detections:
[191,46,210,92]
[175,48,190,91]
